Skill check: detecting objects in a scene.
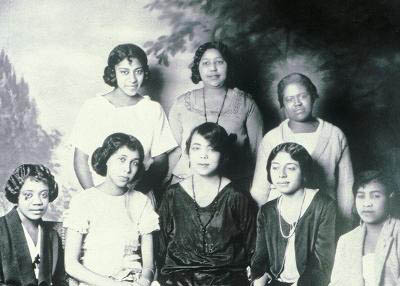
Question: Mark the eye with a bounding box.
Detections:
[271,166,279,171]
[287,166,297,171]
[131,161,139,166]
[356,193,365,199]
[201,61,210,66]
[41,192,49,199]
[120,70,129,75]
[119,157,126,163]
[135,69,144,75]
[216,60,225,65]
[22,192,33,200]
[285,97,295,103]
[191,146,200,151]
[372,193,382,199]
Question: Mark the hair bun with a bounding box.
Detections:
[91,146,107,176]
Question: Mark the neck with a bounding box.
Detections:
[112,88,141,105]
[203,86,227,97]
[101,179,127,196]
[365,218,387,235]
[193,173,221,185]
[288,117,318,133]
[281,188,305,203]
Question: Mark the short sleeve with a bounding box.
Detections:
[137,196,160,235]
[63,191,90,234]
[149,102,178,157]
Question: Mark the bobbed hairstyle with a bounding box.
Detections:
[185,122,237,174]
[190,41,235,87]
[103,43,150,87]
[4,164,58,204]
[91,132,145,181]
[266,142,313,188]
[277,73,319,108]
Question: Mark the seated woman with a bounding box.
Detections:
[64,133,159,286]
[251,73,354,233]
[330,170,400,285]
[159,122,256,286]
[0,164,66,285]
[251,143,336,286]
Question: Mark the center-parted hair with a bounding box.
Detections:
[4,164,58,204]
[91,132,145,182]
[277,73,319,108]
[103,43,150,87]
[185,122,237,175]
[190,41,235,88]
[266,142,314,188]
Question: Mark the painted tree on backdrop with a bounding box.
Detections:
[0,50,62,218]
[144,0,400,182]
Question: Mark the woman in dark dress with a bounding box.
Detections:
[158,122,256,286]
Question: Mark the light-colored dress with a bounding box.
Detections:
[64,187,159,283]
[168,88,263,182]
[70,95,178,184]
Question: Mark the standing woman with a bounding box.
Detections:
[251,73,354,232]
[168,41,263,189]
[71,43,177,192]
[159,123,256,286]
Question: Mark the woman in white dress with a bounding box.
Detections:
[64,133,159,286]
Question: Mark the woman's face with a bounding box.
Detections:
[17,176,50,221]
[106,146,140,188]
[198,48,228,88]
[189,132,221,177]
[355,180,389,225]
[282,83,314,122]
[270,151,303,195]
[115,57,144,96]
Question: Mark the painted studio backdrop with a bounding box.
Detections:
[1,0,400,220]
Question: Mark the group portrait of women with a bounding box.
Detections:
[0,41,399,286]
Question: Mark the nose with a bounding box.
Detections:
[209,62,217,71]
[200,150,209,159]
[294,96,302,106]
[279,167,287,178]
[32,194,44,205]
[124,162,132,174]
[129,72,137,83]
[363,197,373,207]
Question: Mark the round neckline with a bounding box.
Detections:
[100,94,146,109]
[92,186,129,197]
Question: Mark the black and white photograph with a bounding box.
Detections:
[1,0,400,285]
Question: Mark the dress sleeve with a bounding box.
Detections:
[336,130,354,223]
[313,198,336,285]
[328,236,347,286]
[167,97,183,147]
[63,192,90,234]
[69,100,96,155]
[250,138,272,206]
[157,190,174,269]
[137,196,160,235]
[245,96,264,162]
[251,209,269,280]
[150,103,178,158]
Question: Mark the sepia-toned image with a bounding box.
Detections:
[1,0,400,285]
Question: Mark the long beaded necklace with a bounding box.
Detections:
[202,88,228,124]
[191,175,222,253]
[278,190,306,239]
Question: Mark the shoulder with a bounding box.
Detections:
[174,89,199,103]
[129,190,150,205]
[69,188,98,205]
[313,190,336,209]
[259,198,278,215]
[138,96,163,111]
[260,121,286,145]
[319,118,347,139]
[338,226,362,245]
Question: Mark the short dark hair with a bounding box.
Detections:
[266,142,313,188]
[277,73,319,108]
[185,122,236,175]
[91,133,145,182]
[190,41,235,87]
[103,44,150,87]
[4,164,58,204]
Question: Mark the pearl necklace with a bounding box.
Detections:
[278,190,306,239]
